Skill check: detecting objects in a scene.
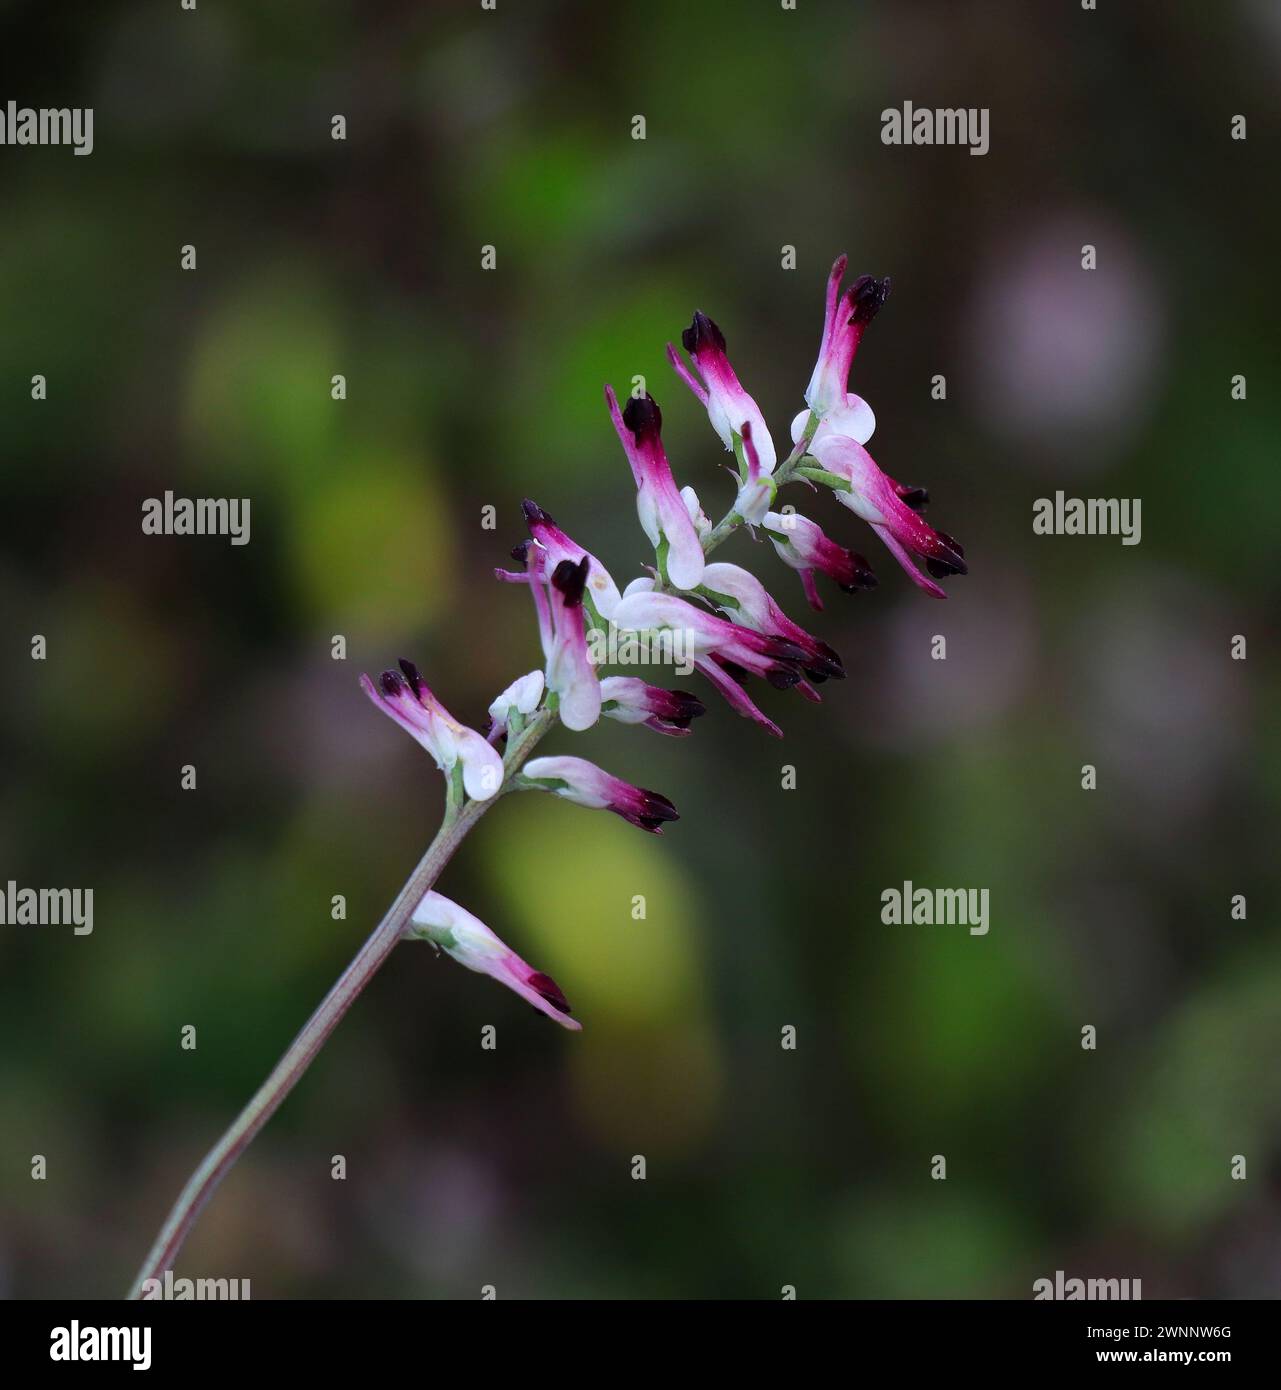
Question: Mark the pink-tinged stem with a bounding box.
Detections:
[125,708,556,1299]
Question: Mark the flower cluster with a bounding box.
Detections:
[361,256,967,1028]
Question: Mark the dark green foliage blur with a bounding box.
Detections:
[1,0,1278,1298]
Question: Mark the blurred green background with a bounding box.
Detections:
[2,0,1279,1298]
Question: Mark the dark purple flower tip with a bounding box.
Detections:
[896,484,929,512]
[522,499,554,527]
[379,669,409,697]
[623,789,680,833]
[681,310,727,356]
[397,658,429,698]
[528,970,573,1016]
[762,636,811,664]
[551,555,590,606]
[846,274,892,326]
[666,690,707,721]
[647,688,707,734]
[510,540,531,566]
[643,789,679,818]
[925,529,967,578]
[765,664,804,691]
[622,391,663,442]
[839,550,878,592]
[717,658,750,685]
[806,640,845,681]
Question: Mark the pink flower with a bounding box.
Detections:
[610,588,808,687]
[761,508,877,610]
[499,538,603,732]
[543,554,602,732]
[409,890,580,1030]
[804,254,891,420]
[599,676,706,737]
[605,387,705,591]
[611,585,812,734]
[699,562,844,685]
[360,661,505,801]
[666,310,778,484]
[809,433,967,598]
[734,420,773,526]
[523,754,679,833]
[505,501,623,620]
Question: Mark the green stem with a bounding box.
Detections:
[685,411,821,566]
[125,708,555,1299]
[794,464,848,491]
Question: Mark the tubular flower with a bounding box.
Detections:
[544,556,602,731]
[667,310,778,481]
[734,420,773,526]
[408,890,580,1030]
[523,754,679,833]
[360,660,505,800]
[809,433,967,598]
[610,588,808,688]
[505,500,623,620]
[699,562,845,684]
[606,387,705,591]
[762,509,877,610]
[487,669,544,741]
[600,675,706,737]
[804,254,891,421]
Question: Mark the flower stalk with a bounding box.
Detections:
[125,709,553,1299]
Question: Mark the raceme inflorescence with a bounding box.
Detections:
[127,255,967,1294]
[360,254,969,1029]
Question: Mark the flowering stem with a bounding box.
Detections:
[125,707,555,1299]
[128,404,812,1297]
